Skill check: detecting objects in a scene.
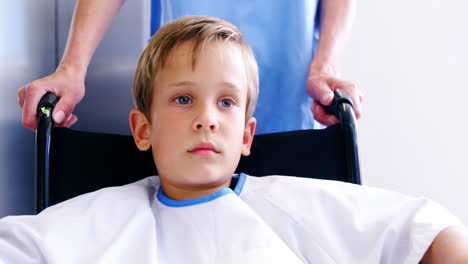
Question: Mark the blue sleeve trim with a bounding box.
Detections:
[157,173,247,207]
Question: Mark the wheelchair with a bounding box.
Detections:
[35,89,360,214]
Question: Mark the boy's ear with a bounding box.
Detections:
[241,117,256,156]
[129,109,152,151]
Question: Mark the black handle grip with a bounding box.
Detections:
[319,89,361,184]
[36,92,59,214]
[321,89,354,118]
[37,92,59,117]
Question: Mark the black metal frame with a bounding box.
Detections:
[35,93,58,213]
[321,89,361,185]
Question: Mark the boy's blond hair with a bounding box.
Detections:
[132,15,259,122]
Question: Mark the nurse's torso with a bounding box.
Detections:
[155,0,321,134]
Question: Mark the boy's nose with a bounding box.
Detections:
[192,107,219,132]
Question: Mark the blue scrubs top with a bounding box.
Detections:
[152,0,321,134]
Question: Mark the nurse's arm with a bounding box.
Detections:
[421,227,468,263]
[306,0,362,126]
[59,0,126,75]
[18,0,126,131]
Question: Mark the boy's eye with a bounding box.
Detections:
[174,96,191,105]
[218,99,233,108]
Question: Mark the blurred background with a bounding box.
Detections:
[1,0,467,225]
[0,0,148,215]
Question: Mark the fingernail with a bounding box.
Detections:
[54,111,65,124]
[69,117,78,127]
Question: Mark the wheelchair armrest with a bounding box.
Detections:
[36,92,58,213]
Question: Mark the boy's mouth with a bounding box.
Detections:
[188,142,220,156]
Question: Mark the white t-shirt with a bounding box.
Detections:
[0,173,463,263]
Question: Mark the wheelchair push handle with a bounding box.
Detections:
[320,89,354,119]
[37,92,59,119]
[320,89,361,185]
[36,92,58,214]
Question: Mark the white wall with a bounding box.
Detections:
[342,1,468,225]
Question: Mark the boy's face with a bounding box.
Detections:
[130,40,256,200]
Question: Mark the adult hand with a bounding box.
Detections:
[306,64,363,126]
[18,66,85,131]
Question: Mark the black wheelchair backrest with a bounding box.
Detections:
[35,90,360,213]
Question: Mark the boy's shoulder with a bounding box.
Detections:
[0,176,161,261]
[240,174,425,219]
[2,176,160,227]
[239,175,465,263]
[46,175,160,215]
[241,174,396,201]
[241,174,463,232]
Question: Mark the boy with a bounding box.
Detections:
[1,16,467,263]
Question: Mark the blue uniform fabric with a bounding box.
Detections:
[151,0,322,134]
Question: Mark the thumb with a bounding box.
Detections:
[52,95,78,125]
[306,77,334,106]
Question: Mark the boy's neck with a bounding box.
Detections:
[159,176,234,201]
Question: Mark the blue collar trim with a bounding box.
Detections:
[233,172,246,196]
[157,173,247,207]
